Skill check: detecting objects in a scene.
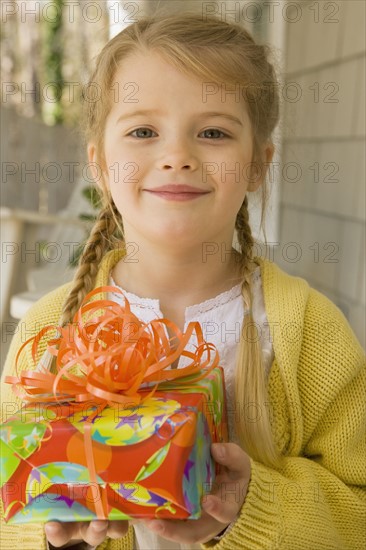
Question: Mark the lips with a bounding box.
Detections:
[145,184,210,194]
[143,184,210,202]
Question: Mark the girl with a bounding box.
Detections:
[1,12,365,550]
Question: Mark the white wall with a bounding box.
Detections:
[278,0,365,348]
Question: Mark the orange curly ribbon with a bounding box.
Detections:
[5,285,220,520]
[6,286,219,405]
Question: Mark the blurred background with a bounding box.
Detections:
[1,0,365,369]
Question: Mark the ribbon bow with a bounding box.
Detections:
[6,285,219,404]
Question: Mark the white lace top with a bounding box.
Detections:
[107,266,274,550]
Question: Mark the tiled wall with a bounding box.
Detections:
[277,0,365,349]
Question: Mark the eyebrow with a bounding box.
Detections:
[116,109,162,124]
[116,110,243,127]
[197,111,243,127]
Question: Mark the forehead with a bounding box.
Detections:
[110,50,249,117]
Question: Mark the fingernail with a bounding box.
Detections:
[45,523,59,534]
[92,521,108,532]
[212,443,225,459]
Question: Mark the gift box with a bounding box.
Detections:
[0,286,228,524]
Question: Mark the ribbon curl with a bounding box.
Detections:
[6,285,219,405]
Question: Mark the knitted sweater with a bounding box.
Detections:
[1,249,365,550]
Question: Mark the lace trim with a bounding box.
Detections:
[109,266,261,316]
[186,282,242,317]
[109,278,159,311]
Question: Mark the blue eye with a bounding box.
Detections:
[201,129,228,139]
[127,127,229,139]
[129,128,156,138]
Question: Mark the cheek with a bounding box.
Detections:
[215,187,247,225]
[109,185,129,213]
[213,152,253,186]
[105,151,144,190]
[108,180,142,224]
[216,176,248,202]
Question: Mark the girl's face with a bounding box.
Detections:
[89,51,272,251]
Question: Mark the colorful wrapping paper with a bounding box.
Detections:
[0,368,227,524]
[0,285,228,524]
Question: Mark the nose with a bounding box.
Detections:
[158,136,199,171]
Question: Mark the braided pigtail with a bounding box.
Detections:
[58,197,124,328]
[235,197,282,468]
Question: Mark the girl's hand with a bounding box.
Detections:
[44,520,129,548]
[142,442,251,545]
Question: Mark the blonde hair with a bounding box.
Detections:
[61,13,283,469]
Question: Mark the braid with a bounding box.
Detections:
[234,198,282,467]
[59,198,124,327]
[235,196,253,251]
[235,196,256,309]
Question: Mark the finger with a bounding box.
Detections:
[79,520,109,547]
[107,520,130,539]
[209,469,250,500]
[212,443,251,480]
[202,493,240,524]
[45,521,81,547]
[143,513,226,544]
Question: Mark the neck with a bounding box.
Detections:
[111,238,245,309]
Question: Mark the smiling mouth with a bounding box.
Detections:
[144,189,210,201]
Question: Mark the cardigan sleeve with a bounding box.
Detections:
[201,289,366,550]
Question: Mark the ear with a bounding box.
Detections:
[247,142,275,192]
[87,143,106,192]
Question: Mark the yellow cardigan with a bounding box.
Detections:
[1,249,365,550]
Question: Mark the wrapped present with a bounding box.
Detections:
[1,286,228,524]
